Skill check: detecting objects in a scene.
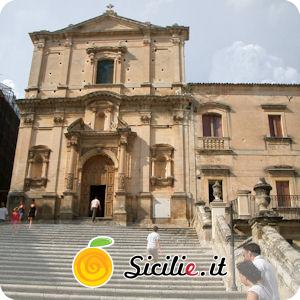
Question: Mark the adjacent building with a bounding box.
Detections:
[0,83,19,204]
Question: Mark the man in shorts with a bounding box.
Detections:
[147,226,161,262]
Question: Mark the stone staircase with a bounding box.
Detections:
[0,223,245,299]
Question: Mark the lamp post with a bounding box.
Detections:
[230,200,238,291]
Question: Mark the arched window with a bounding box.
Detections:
[95,112,105,131]
[202,113,222,137]
[31,154,43,179]
[96,60,114,84]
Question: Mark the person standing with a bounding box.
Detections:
[90,196,101,222]
[11,207,19,234]
[28,199,37,228]
[0,202,8,223]
[18,200,25,222]
[146,226,161,262]
[243,243,280,300]
[237,260,271,300]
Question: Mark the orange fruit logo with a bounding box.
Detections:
[72,236,114,288]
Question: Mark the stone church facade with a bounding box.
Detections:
[8,7,300,225]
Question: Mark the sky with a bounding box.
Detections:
[0,0,300,98]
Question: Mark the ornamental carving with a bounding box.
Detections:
[173,112,184,124]
[53,115,64,125]
[118,173,126,190]
[140,112,151,124]
[66,173,74,190]
[150,176,174,187]
[23,114,34,125]
[24,178,47,191]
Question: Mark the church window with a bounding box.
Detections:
[95,112,106,131]
[96,59,114,84]
[31,155,43,179]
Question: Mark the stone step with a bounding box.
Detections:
[2,285,245,299]
[4,291,245,300]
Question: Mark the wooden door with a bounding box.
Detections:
[276,181,290,207]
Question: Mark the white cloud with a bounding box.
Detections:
[209,41,300,83]
[0,0,13,14]
[287,0,300,13]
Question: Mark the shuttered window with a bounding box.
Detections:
[268,115,283,137]
[202,114,222,137]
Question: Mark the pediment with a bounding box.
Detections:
[55,13,154,35]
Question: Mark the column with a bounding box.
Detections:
[114,134,128,225]
[59,38,72,96]
[28,40,45,89]
[137,112,153,225]
[61,135,78,219]
[171,36,181,83]
[237,190,251,219]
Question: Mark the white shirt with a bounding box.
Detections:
[248,283,272,300]
[253,255,280,300]
[90,199,100,209]
[0,207,8,220]
[147,232,160,249]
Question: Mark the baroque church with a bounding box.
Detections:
[8,5,300,225]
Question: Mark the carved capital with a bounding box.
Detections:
[143,38,151,45]
[140,112,151,124]
[64,38,72,47]
[53,115,64,125]
[173,112,184,124]
[67,136,79,148]
[23,114,34,125]
[120,135,128,146]
[171,37,181,45]
[35,42,45,49]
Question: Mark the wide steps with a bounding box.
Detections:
[0,223,245,299]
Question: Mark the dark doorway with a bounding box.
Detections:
[89,185,106,217]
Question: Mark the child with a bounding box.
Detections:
[11,207,19,233]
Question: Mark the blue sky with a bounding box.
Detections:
[1,0,300,98]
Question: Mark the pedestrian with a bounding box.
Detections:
[237,260,271,300]
[18,200,25,222]
[28,199,37,228]
[146,226,161,262]
[90,196,101,222]
[0,202,8,223]
[243,243,280,300]
[11,207,19,233]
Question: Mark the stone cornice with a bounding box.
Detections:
[86,46,127,55]
[17,91,195,112]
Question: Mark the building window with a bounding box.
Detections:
[154,157,167,178]
[202,114,222,137]
[96,60,114,84]
[268,115,283,137]
[208,180,223,203]
[276,180,290,207]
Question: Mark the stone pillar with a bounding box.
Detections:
[114,134,128,225]
[10,114,34,192]
[142,33,151,84]
[28,40,45,91]
[137,192,153,225]
[61,135,78,219]
[210,202,227,240]
[171,35,181,83]
[46,114,64,192]
[104,107,112,131]
[237,190,251,219]
[58,38,72,96]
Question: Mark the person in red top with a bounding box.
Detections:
[11,207,19,234]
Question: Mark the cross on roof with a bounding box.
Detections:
[106,4,114,10]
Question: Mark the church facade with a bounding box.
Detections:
[8,7,300,225]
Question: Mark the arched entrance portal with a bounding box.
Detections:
[80,155,115,218]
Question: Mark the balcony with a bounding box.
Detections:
[197,137,233,154]
[232,195,300,220]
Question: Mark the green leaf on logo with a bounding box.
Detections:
[89,236,114,248]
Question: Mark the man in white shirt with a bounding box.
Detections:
[90,197,101,222]
[147,226,161,262]
[0,202,8,223]
[243,243,280,300]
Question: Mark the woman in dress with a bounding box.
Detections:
[18,200,25,222]
[28,199,36,228]
[237,260,271,300]
[11,207,19,233]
